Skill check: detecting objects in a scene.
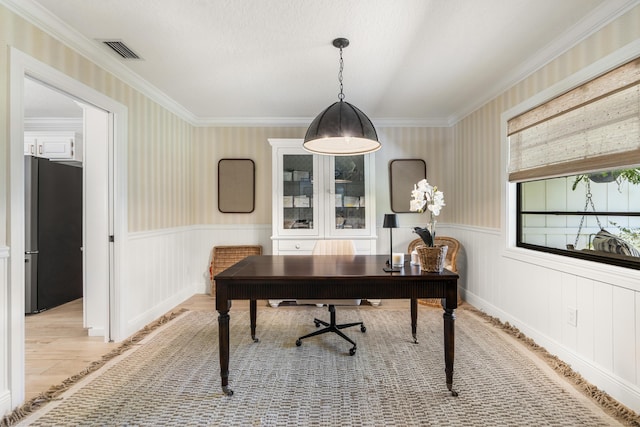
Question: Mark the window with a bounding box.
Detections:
[517,170,640,269]
[509,57,640,269]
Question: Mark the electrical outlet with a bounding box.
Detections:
[567,307,578,327]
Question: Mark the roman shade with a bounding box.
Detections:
[508,58,640,182]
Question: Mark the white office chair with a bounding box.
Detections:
[296,240,366,355]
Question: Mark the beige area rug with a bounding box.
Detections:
[8,305,639,426]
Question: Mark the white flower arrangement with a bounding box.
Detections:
[410,179,445,246]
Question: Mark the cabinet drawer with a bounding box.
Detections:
[277,240,316,252]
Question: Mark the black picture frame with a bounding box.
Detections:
[218,158,255,213]
[389,159,427,213]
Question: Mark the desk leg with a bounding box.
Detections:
[218,310,233,396]
[410,298,418,344]
[443,308,458,396]
[250,300,259,342]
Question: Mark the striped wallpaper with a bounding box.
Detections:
[191,126,453,228]
[192,126,304,226]
[452,3,640,229]
[1,4,639,234]
[1,5,195,233]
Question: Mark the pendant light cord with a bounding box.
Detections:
[338,46,345,101]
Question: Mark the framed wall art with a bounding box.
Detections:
[218,158,255,213]
[389,159,426,213]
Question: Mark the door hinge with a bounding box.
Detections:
[109,235,115,242]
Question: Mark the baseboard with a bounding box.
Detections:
[0,390,12,418]
[122,285,199,340]
[465,291,640,412]
[87,327,105,337]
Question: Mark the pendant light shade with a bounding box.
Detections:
[304,100,380,155]
[303,38,380,156]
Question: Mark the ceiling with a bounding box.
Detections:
[12,0,640,126]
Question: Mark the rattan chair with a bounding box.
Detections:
[295,240,366,355]
[209,245,262,295]
[408,236,462,306]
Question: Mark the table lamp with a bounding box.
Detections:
[383,213,401,272]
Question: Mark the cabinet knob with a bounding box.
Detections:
[295,243,301,249]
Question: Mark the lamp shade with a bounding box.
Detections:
[383,213,399,228]
[303,100,380,156]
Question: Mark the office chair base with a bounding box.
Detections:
[296,305,365,356]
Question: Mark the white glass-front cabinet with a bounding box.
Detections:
[269,139,378,307]
[270,138,377,254]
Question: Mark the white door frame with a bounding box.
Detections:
[8,48,128,407]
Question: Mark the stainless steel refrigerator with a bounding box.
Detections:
[25,156,83,314]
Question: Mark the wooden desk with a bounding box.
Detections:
[215,255,459,396]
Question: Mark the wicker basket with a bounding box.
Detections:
[209,245,262,294]
[415,244,448,273]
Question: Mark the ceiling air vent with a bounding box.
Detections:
[99,40,142,60]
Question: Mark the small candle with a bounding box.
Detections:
[410,250,420,266]
[392,252,404,268]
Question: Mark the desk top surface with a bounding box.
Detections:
[214,255,458,281]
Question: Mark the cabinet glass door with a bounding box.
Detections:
[330,155,368,235]
[281,153,317,235]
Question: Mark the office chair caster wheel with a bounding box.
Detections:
[296,339,302,346]
[314,321,321,327]
[349,347,356,356]
[360,325,366,333]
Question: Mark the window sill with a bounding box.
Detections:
[502,245,640,292]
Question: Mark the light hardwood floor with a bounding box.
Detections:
[25,295,409,401]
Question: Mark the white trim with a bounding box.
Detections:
[2,0,637,128]
[0,0,196,125]
[443,223,501,236]
[8,47,128,407]
[502,247,640,292]
[502,39,640,123]
[124,285,198,339]
[9,46,27,410]
[489,41,640,409]
[450,0,640,125]
[24,117,82,131]
[127,224,271,240]
[190,116,453,128]
[0,391,11,419]
[500,38,640,257]
[464,290,640,412]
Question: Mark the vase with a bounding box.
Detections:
[415,244,448,273]
[427,220,437,238]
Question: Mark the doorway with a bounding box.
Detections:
[23,77,111,335]
[9,48,127,407]
[24,77,84,316]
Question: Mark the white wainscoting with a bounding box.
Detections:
[190,224,273,294]
[0,246,10,416]
[49,223,640,412]
[120,224,273,340]
[120,229,199,340]
[451,225,640,412]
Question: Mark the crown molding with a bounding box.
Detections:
[449,0,640,125]
[3,0,638,129]
[1,0,198,125]
[372,117,452,128]
[191,116,311,128]
[24,117,83,131]
[191,116,452,128]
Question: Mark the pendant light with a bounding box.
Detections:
[303,38,381,156]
